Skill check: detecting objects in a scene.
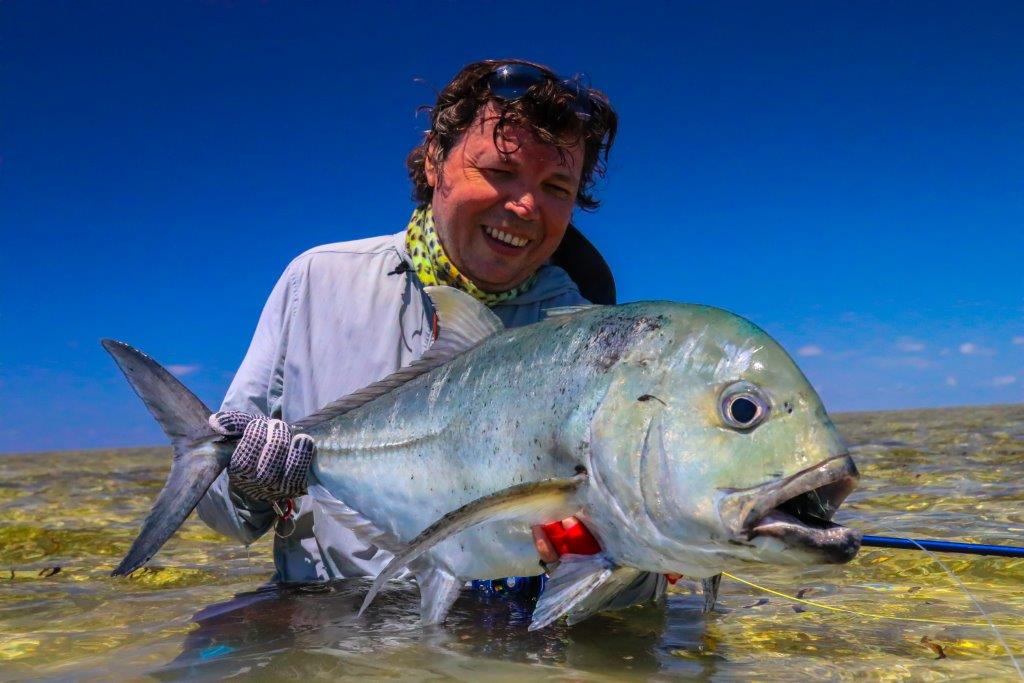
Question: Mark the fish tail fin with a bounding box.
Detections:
[101,339,232,577]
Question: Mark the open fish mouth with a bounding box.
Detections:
[718,455,862,563]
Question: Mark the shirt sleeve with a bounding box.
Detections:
[195,264,297,543]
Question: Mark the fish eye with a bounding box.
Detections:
[719,384,770,430]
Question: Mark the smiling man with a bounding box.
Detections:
[421,103,582,294]
[196,60,622,593]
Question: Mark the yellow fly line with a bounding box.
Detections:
[721,572,1020,629]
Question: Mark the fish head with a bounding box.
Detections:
[586,303,860,576]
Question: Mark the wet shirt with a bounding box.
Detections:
[196,231,588,582]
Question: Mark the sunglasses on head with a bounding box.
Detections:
[483,64,593,119]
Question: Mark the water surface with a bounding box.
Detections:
[2,405,1022,680]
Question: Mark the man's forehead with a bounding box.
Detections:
[466,113,583,172]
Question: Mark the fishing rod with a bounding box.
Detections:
[862,535,1024,558]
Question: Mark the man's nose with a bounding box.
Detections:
[504,186,540,221]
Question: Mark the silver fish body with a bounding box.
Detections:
[104,287,860,628]
[308,307,656,580]
[309,299,858,582]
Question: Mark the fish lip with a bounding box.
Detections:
[717,454,862,563]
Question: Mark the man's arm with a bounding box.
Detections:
[195,266,295,544]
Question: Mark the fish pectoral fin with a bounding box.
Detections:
[415,566,463,626]
[530,554,656,631]
[701,573,722,614]
[358,473,586,621]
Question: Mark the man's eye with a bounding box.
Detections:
[546,184,573,198]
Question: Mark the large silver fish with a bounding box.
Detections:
[104,286,861,630]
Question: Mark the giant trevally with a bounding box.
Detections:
[103,286,861,629]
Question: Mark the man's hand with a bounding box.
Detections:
[209,411,316,502]
[531,517,682,583]
[532,517,601,563]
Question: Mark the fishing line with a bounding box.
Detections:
[723,555,1022,678]
[719,572,1015,628]
[873,521,1022,679]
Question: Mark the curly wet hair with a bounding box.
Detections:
[406,59,618,212]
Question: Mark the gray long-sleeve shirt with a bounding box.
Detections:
[196,230,588,582]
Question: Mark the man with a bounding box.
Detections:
[196,59,625,591]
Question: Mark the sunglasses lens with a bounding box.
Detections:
[560,75,593,118]
[485,65,592,117]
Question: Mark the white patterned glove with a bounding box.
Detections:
[209,411,315,502]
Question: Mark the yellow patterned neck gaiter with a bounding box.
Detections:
[404,206,537,306]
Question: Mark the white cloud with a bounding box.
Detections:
[871,356,933,369]
[959,342,995,356]
[895,337,925,353]
[798,345,823,357]
[944,376,958,387]
[1013,336,1024,346]
[991,375,1017,387]
[167,364,200,377]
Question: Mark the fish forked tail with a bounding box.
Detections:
[101,339,233,577]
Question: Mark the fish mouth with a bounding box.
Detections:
[718,454,862,563]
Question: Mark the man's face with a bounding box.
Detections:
[425,106,584,292]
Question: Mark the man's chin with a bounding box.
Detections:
[461,262,535,294]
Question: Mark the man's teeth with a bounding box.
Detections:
[483,225,530,248]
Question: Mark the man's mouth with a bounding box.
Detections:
[482,225,531,249]
[719,455,862,563]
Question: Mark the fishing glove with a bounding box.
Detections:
[208,411,315,502]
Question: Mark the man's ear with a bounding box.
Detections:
[424,136,438,188]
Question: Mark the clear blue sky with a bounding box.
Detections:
[2,1,1022,453]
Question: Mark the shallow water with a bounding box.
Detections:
[2,404,1022,681]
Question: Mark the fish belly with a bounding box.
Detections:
[309,328,601,580]
[314,440,571,579]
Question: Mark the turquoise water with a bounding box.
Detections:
[2,404,1022,680]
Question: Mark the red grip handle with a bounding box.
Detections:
[541,519,601,556]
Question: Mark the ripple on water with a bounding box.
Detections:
[1,405,1022,680]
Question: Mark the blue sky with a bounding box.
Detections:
[1,1,1022,453]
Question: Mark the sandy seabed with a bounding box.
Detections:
[2,404,1023,681]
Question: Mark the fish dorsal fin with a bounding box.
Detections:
[543,304,602,319]
[292,286,503,431]
[423,285,505,346]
